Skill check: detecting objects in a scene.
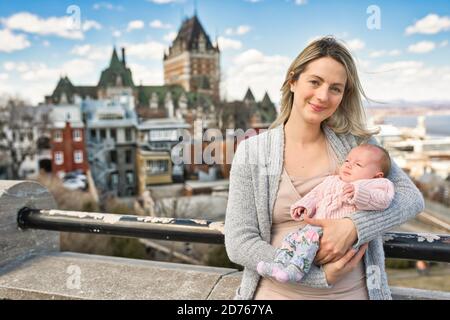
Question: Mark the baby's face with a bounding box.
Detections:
[339,146,384,182]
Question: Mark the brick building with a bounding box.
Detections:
[50,106,88,177]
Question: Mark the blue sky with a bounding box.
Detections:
[0,0,449,105]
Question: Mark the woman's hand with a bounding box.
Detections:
[323,243,369,285]
[303,216,358,265]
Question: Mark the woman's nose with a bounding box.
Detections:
[315,85,329,101]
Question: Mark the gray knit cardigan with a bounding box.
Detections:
[224,124,425,300]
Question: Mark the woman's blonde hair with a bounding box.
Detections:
[270,36,378,140]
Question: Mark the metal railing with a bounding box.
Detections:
[17,207,450,263]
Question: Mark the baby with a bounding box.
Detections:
[257,143,395,284]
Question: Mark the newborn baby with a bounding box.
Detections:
[257,143,395,284]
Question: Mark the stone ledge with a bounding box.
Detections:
[0,252,240,300]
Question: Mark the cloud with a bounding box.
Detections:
[245,0,262,3]
[93,2,124,11]
[71,44,111,60]
[225,25,251,36]
[361,60,450,101]
[148,0,179,4]
[4,61,30,72]
[0,29,31,52]
[150,20,172,29]
[405,14,450,35]
[0,73,9,81]
[127,20,145,32]
[224,49,291,103]
[113,30,122,38]
[408,41,436,54]
[1,12,101,40]
[295,0,308,5]
[1,58,100,104]
[369,49,401,58]
[217,36,242,50]
[439,40,448,48]
[346,38,365,51]
[163,31,177,42]
[42,40,50,47]
[124,41,166,60]
[128,63,164,85]
[82,20,102,32]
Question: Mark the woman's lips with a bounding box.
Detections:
[309,102,325,112]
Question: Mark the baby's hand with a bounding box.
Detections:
[342,183,355,201]
[291,206,306,220]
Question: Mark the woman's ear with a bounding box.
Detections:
[289,71,296,93]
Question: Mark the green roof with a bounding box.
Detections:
[243,88,255,102]
[98,48,135,88]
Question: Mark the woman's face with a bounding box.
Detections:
[290,57,347,125]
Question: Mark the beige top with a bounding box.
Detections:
[254,141,369,300]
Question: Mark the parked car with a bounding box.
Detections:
[62,171,87,190]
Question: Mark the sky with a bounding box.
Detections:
[0,0,449,105]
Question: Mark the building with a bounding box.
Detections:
[136,148,173,194]
[84,99,138,197]
[217,88,277,132]
[49,105,88,178]
[163,14,220,101]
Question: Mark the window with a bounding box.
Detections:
[149,129,178,142]
[54,130,62,142]
[125,128,132,141]
[55,151,64,165]
[100,129,106,140]
[90,129,97,140]
[110,129,117,141]
[126,171,134,185]
[73,129,82,142]
[28,132,34,141]
[110,172,119,187]
[146,159,169,175]
[125,150,132,164]
[74,150,83,164]
[110,150,117,163]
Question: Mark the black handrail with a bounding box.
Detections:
[17,207,450,262]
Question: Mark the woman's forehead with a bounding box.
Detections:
[303,57,347,83]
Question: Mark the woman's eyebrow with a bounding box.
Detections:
[309,74,345,87]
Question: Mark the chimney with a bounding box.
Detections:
[121,47,126,66]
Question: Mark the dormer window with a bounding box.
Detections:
[116,75,123,86]
[150,92,158,109]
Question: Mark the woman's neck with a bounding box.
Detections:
[284,114,324,146]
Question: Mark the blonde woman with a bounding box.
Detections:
[224,36,424,300]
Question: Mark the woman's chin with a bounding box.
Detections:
[304,114,326,125]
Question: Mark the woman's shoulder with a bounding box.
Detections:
[236,126,282,150]
[323,125,375,147]
[233,126,283,164]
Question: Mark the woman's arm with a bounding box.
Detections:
[349,137,425,248]
[224,140,278,270]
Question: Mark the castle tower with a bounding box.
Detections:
[163,14,220,101]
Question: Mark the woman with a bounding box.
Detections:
[224,36,424,300]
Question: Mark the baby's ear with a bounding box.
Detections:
[374,172,384,178]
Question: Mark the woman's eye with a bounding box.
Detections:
[331,87,342,93]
